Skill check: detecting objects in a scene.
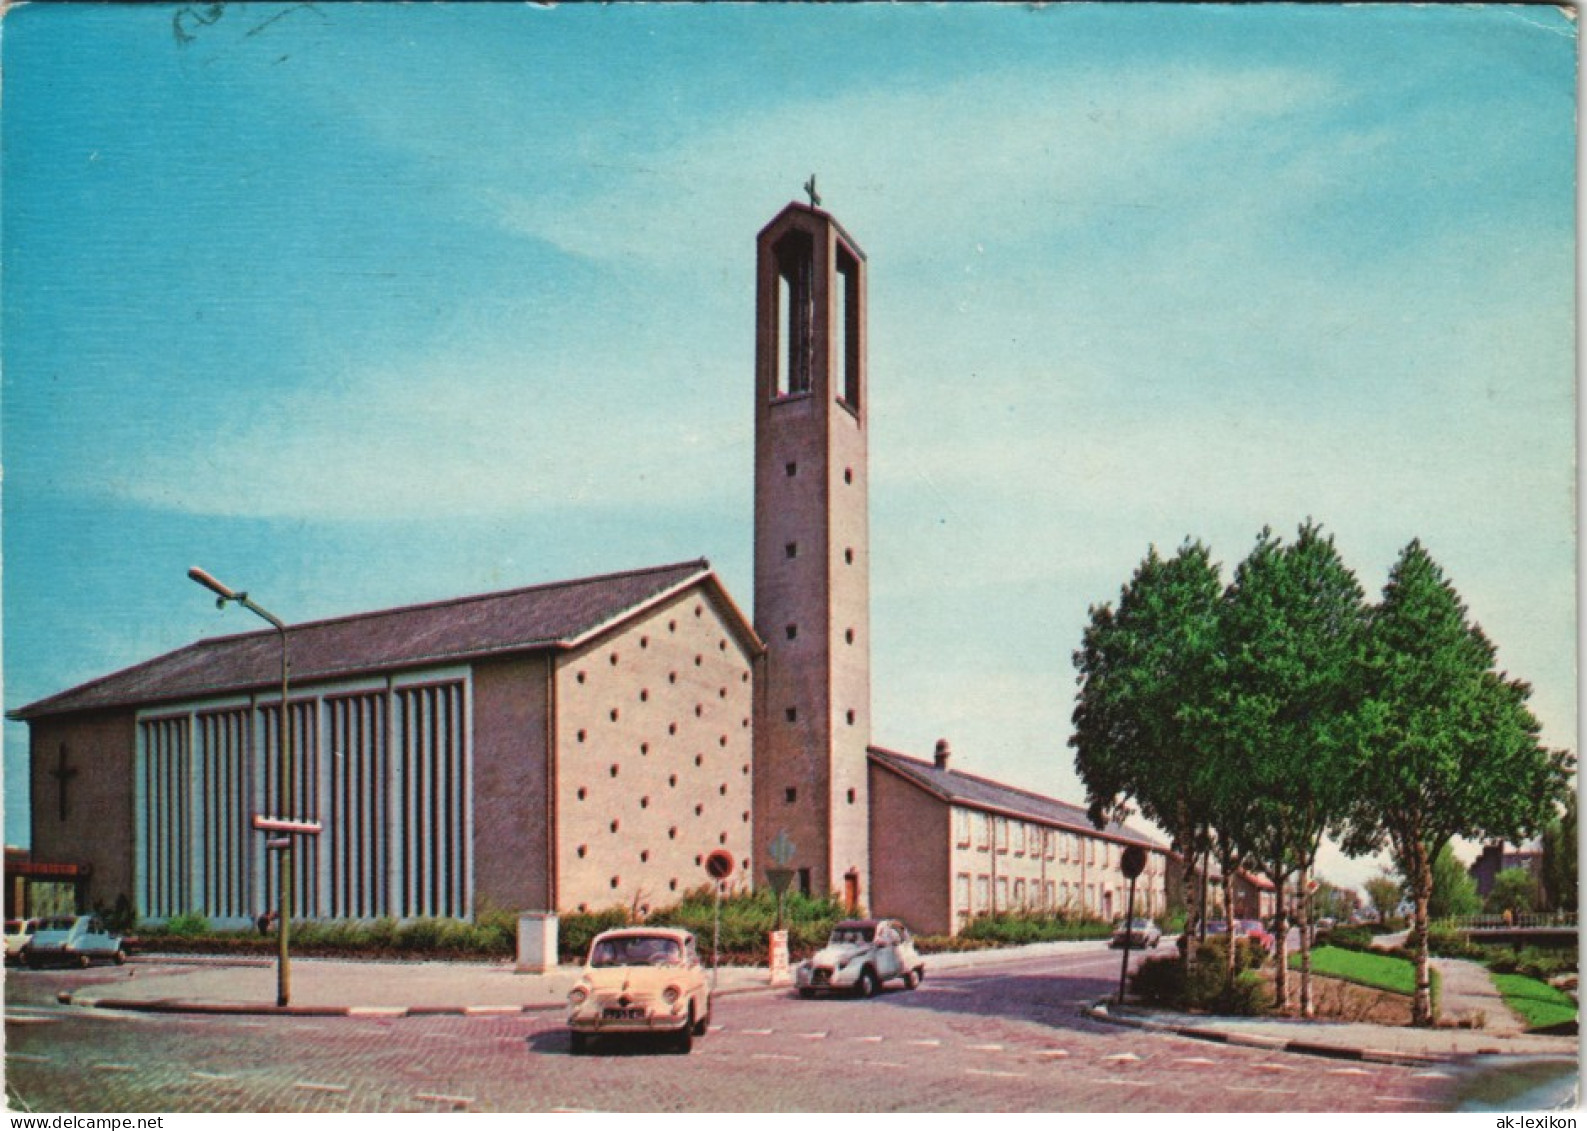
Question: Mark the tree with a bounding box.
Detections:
[1340,541,1573,1025]
[1484,868,1538,917]
[1364,872,1403,922]
[1071,540,1223,953]
[1539,791,1578,912]
[1203,523,1366,1014]
[1427,844,1479,919]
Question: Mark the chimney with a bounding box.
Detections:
[933,738,952,771]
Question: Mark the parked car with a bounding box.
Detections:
[566,927,710,1055]
[795,918,925,998]
[1238,919,1276,952]
[1203,919,1274,954]
[4,918,40,961]
[21,915,125,968]
[1109,917,1162,949]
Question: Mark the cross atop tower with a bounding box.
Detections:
[803,174,821,208]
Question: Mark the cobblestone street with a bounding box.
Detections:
[5,950,1474,1113]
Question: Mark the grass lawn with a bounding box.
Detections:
[1292,945,1439,1003]
[1490,973,1578,1031]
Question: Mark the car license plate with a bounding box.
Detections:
[603,1007,645,1020]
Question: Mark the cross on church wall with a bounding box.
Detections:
[51,743,78,822]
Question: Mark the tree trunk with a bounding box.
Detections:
[1220,849,1238,989]
[1298,866,1314,1018]
[1271,873,1289,1012]
[1409,843,1436,1027]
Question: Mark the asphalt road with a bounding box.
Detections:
[4,947,1467,1113]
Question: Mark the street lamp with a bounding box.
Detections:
[188,566,295,1008]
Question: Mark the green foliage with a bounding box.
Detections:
[1485,946,1576,981]
[1128,937,1268,1014]
[95,894,139,935]
[1539,792,1578,912]
[1339,541,1573,1025]
[1484,868,1539,917]
[1429,845,1481,919]
[158,911,212,938]
[1324,925,1376,952]
[1364,873,1403,922]
[558,906,633,961]
[957,911,1111,946]
[1490,973,1578,1031]
[1425,926,1486,961]
[1070,540,1223,911]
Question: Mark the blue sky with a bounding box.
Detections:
[3,3,1576,894]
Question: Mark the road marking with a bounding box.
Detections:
[908,1039,941,1047]
[7,1053,50,1064]
[91,1064,136,1073]
[741,1028,774,1036]
[190,1071,235,1082]
[752,1053,800,1062]
[966,1043,1003,1052]
[1327,1067,1372,1076]
[1409,1071,1452,1079]
[1102,1052,1141,1064]
[1225,1086,1292,1095]
[799,1031,828,1040]
[854,1035,884,1043]
[415,1093,475,1107]
[1036,1049,1070,1060]
[293,1081,349,1094]
[1177,1057,1218,1066]
[966,1068,1025,1079]
[463,1005,520,1015]
[1373,1096,1441,1106]
[1255,1062,1296,1072]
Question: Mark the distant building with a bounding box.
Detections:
[12,198,1167,935]
[1469,841,1544,899]
[868,743,1168,936]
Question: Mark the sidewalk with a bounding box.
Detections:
[54,942,1579,1067]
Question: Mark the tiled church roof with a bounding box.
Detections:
[14,559,747,720]
[868,745,1165,851]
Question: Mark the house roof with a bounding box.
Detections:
[867,746,1165,852]
[14,560,757,721]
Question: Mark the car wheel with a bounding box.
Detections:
[77,954,91,969]
[856,968,878,999]
[113,949,126,966]
[798,988,815,999]
[672,1008,695,1054]
[569,1031,588,1057]
[693,1007,710,1037]
[903,970,919,990]
[25,956,39,970]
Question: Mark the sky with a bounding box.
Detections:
[2,3,1576,897]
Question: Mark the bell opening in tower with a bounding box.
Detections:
[774,230,815,399]
[838,245,861,412]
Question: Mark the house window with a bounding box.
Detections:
[953,809,971,848]
[1014,879,1027,907]
[955,874,972,922]
[785,787,798,804]
[975,814,990,851]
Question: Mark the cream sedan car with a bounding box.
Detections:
[567,928,711,1055]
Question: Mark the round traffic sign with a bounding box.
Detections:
[704,849,735,880]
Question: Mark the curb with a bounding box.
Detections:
[1084,999,1455,1067]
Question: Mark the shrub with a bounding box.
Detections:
[160,911,212,938]
[1127,938,1268,1015]
[1325,925,1376,952]
[1426,926,1486,960]
[1486,946,1576,982]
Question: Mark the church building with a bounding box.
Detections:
[12,199,1168,934]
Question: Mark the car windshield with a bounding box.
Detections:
[38,917,76,931]
[589,935,683,968]
[830,926,875,946]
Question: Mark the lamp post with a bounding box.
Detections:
[188,566,295,1008]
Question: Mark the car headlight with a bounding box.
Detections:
[568,986,589,1006]
[663,986,681,1005]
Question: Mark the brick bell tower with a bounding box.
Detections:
[752,195,871,909]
